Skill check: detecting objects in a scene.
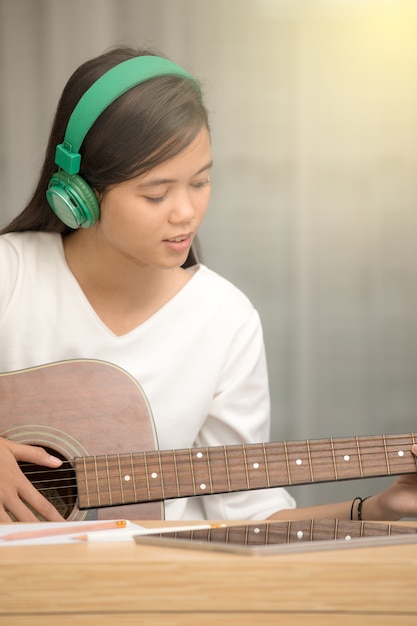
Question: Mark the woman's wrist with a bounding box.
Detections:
[350,496,371,520]
[350,493,401,522]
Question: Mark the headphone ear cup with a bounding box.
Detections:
[46,171,100,229]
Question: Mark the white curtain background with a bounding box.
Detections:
[1,0,417,507]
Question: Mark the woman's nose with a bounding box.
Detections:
[168,190,196,224]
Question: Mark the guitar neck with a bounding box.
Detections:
[75,433,417,510]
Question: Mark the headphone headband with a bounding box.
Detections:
[55,55,197,175]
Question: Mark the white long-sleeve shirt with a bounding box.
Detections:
[0,231,295,519]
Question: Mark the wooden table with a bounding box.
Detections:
[1,520,417,625]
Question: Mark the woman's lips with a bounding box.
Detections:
[164,233,192,252]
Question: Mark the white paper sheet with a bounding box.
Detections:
[0,520,222,546]
[0,519,144,546]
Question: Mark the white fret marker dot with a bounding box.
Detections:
[297,531,303,540]
[398,450,405,457]
[296,459,302,465]
[344,455,350,462]
[253,462,260,469]
[253,527,260,534]
[196,452,203,459]
[345,535,352,541]
[151,472,158,479]
[200,483,206,490]
[124,475,131,482]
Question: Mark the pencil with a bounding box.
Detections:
[2,520,127,541]
[74,522,226,542]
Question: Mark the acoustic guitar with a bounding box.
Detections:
[1,359,416,521]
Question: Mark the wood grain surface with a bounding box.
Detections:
[1,520,417,625]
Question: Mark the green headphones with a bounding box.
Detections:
[46,56,196,229]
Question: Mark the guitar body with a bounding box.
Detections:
[0,360,164,520]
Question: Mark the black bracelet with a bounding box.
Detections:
[350,497,362,520]
[357,496,371,520]
[350,496,371,520]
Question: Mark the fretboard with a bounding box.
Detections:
[74,433,417,510]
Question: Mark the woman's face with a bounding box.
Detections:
[95,127,212,270]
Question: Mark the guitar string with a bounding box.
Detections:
[20,435,417,480]
[19,435,417,505]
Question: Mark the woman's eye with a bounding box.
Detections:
[145,194,166,204]
[192,179,211,189]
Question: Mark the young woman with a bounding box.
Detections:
[1,45,416,523]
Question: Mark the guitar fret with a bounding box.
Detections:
[129,453,138,503]
[265,522,270,545]
[111,455,128,504]
[355,437,364,478]
[286,521,291,545]
[306,440,314,482]
[157,453,165,499]
[82,458,90,507]
[242,445,250,489]
[142,452,151,501]
[382,435,391,475]
[117,454,124,503]
[223,446,232,492]
[189,449,197,495]
[205,448,213,493]
[262,443,271,487]
[105,456,112,505]
[94,456,101,506]
[334,518,339,540]
[119,454,137,504]
[172,450,180,497]
[330,438,338,480]
[283,441,291,484]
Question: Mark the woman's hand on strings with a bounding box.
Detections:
[0,437,65,522]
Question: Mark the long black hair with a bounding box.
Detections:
[1,45,209,266]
